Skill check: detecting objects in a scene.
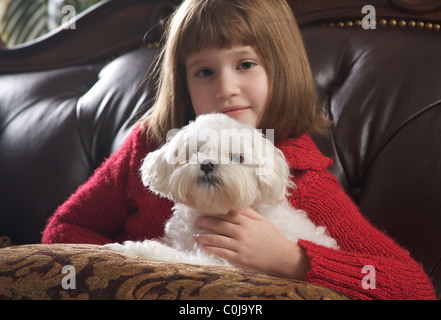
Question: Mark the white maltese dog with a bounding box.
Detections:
[101,113,337,266]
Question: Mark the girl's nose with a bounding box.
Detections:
[216,71,240,99]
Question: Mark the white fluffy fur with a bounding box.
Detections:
[101,114,338,266]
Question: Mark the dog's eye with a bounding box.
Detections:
[230,153,243,164]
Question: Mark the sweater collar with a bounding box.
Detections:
[276,134,333,171]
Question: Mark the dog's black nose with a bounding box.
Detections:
[200,161,215,173]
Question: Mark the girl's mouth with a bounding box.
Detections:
[220,106,250,116]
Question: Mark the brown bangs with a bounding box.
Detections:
[176,1,259,59]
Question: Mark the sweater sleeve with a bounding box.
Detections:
[293,169,436,300]
[41,126,147,245]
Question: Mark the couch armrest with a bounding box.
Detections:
[0,244,349,300]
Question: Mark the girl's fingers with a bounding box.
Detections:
[194,233,238,252]
[195,213,239,237]
[235,207,264,220]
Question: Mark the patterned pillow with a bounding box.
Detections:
[0,243,350,300]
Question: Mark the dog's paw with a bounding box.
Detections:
[100,243,126,253]
[100,240,166,259]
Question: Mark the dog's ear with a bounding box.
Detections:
[140,146,176,198]
[256,142,295,202]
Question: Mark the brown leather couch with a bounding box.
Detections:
[0,0,439,299]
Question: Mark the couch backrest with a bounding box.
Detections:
[295,0,441,298]
[0,0,440,298]
[0,47,158,244]
[303,24,441,299]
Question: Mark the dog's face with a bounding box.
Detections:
[141,114,293,214]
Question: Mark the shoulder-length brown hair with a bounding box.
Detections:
[143,0,330,144]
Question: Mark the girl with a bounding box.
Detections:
[42,0,436,300]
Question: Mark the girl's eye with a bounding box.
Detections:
[230,154,244,164]
[238,61,256,70]
[196,69,213,78]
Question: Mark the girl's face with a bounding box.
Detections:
[185,45,269,128]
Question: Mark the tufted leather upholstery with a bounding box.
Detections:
[0,47,158,244]
[304,25,441,298]
[0,0,440,298]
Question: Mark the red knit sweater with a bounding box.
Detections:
[41,126,436,300]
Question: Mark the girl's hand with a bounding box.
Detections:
[194,208,310,280]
